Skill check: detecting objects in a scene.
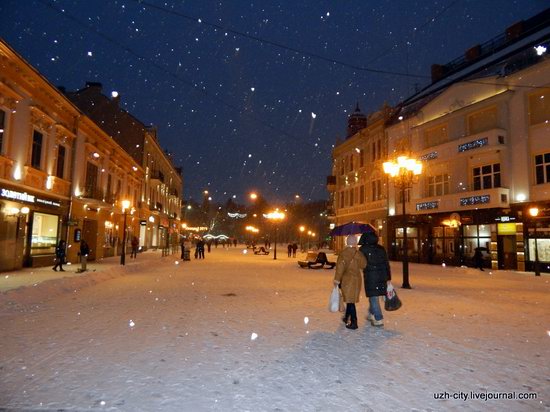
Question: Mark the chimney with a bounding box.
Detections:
[431,64,446,83]
[85,81,103,91]
[465,45,481,62]
[506,21,524,40]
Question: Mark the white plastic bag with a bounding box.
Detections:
[328,286,340,312]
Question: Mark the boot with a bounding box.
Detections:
[345,316,358,330]
[342,314,350,324]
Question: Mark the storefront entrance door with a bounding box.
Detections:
[497,235,517,270]
[82,219,98,261]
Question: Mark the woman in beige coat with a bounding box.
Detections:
[333,235,367,329]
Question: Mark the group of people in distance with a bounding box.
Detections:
[334,231,391,330]
[287,243,298,257]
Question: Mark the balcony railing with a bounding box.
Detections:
[150,170,164,183]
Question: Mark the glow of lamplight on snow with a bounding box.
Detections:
[100,401,105,406]
[242,249,248,254]
[547,330,550,337]
[311,112,317,119]
[250,332,258,341]
[5,275,8,278]
[129,320,135,328]
[304,317,309,325]
[442,262,446,267]
[175,260,180,265]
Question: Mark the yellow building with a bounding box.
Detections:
[0,39,146,270]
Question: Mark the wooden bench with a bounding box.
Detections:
[298,251,335,269]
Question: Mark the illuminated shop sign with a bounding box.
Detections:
[416,201,439,211]
[0,188,61,208]
[1,188,35,203]
[420,152,438,161]
[458,137,488,152]
[460,195,490,206]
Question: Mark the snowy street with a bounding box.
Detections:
[1,247,549,411]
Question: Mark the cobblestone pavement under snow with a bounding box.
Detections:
[1,247,549,411]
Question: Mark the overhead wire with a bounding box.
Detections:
[36,0,306,145]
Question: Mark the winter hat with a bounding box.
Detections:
[346,235,358,247]
[358,231,378,246]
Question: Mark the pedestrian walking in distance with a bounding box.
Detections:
[359,231,391,327]
[473,248,485,271]
[130,236,139,259]
[287,243,293,257]
[79,239,90,272]
[52,239,67,272]
[334,235,367,330]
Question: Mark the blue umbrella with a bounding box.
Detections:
[329,221,376,236]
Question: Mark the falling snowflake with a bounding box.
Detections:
[129,320,135,327]
[304,317,309,325]
[250,332,258,340]
[87,51,93,57]
[311,112,317,119]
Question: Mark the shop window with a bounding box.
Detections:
[528,90,550,126]
[31,130,43,169]
[428,174,450,196]
[56,145,66,179]
[0,109,5,153]
[467,106,497,135]
[359,149,364,168]
[360,185,365,204]
[473,163,500,190]
[31,212,59,255]
[535,153,550,185]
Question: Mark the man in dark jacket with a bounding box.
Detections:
[359,231,391,326]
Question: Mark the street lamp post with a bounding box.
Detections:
[265,210,286,260]
[299,225,305,252]
[120,200,131,265]
[383,156,422,289]
[529,207,541,276]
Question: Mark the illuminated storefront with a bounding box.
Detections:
[0,185,68,270]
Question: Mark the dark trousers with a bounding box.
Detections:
[53,257,64,271]
[345,303,357,320]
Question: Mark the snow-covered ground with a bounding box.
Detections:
[1,246,549,411]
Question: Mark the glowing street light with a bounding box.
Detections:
[265,209,286,260]
[250,192,258,200]
[529,207,541,276]
[383,155,422,289]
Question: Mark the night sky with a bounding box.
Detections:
[0,1,547,204]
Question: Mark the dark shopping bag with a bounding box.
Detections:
[384,283,402,311]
